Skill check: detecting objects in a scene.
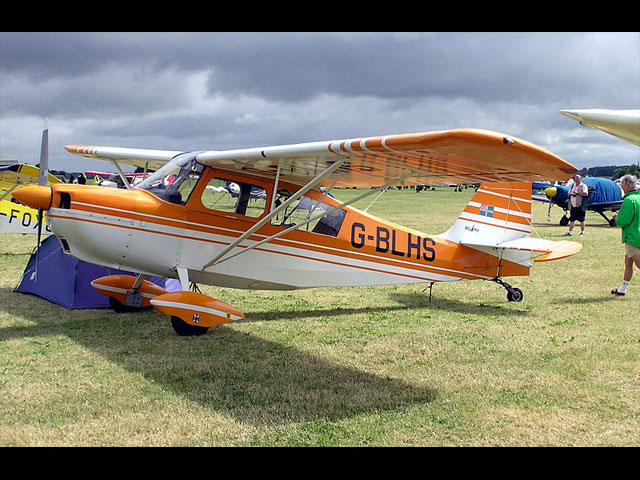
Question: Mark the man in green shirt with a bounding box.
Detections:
[611,174,640,296]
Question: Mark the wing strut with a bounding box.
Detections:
[110,159,132,189]
[0,184,17,202]
[211,171,417,267]
[200,159,347,271]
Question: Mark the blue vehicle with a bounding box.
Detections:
[533,177,624,226]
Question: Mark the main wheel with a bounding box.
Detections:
[559,215,569,226]
[170,316,209,336]
[507,288,523,302]
[109,296,141,313]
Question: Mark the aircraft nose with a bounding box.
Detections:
[544,186,557,198]
[13,186,53,210]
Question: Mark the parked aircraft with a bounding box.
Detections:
[534,176,625,226]
[560,109,640,147]
[14,128,582,336]
[0,163,61,234]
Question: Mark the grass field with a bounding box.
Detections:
[1,187,638,446]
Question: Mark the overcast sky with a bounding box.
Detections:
[1,32,638,174]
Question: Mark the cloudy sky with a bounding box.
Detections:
[1,32,638,173]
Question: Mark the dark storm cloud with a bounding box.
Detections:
[0,32,638,171]
[4,32,635,107]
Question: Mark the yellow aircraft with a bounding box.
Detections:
[0,163,62,234]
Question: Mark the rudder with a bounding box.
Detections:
[439,182,532,246]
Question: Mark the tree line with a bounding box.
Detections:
[577,164,640,180]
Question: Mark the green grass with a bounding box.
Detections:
[1,187,639,446]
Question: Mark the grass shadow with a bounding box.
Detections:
[388,292,532,318]
[552,295,622,304]
[1,288,436,427]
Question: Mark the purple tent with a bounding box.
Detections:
[15,235,181,309]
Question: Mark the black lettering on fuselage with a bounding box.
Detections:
[351,222,366,248]
[376,226,389,253]
[422,237,436,262]
[350,223,436,262]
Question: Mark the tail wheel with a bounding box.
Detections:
[170,316,209,336]
[492,277,523,303]
[507,288,523,302]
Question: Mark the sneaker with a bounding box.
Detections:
[562,232,572,236]
[579,232,585,237]
[611,288,625,297]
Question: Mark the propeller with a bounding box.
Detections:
[33,118,49,281]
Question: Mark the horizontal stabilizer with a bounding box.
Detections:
[464,237,582,262]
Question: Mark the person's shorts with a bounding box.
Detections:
[569,206,586,222]
[625,243,640,259]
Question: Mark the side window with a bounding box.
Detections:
[270,189,346,237]
[201,178,267,218]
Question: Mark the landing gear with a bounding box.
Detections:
[506,288,523,302]
[492,277,523,302]
[594,210,618,227]
[92,272,243,336]
[109,296,146,313]
[422,282,435,302]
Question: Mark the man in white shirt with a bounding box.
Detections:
[563,174,589,236]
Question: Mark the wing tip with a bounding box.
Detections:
[64,145,96,155]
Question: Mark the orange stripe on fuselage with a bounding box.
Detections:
[50,209,506,282]
[48,184,530,281]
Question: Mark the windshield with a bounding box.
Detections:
[135,153,203,205]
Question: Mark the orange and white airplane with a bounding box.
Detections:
[14,128,582,336]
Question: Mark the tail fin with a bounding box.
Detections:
[439,182,582,267]
[440,182,533,246]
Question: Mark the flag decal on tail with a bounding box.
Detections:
[479,204,495,217]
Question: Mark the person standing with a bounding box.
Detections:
[563,174,589,236]
[611,174,640,296]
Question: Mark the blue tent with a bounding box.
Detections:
[15,235,180,309]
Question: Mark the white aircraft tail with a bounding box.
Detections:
[439,182,581,266]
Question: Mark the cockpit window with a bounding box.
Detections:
[201,178,267,218]
[270,189,345,237]
[135,154,203,205]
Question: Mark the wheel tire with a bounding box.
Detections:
[170,316,209,336]
[559,216,569,226]
[507,288,523,302]
[109,296,138,313]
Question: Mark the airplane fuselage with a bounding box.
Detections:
[42,168,527,291]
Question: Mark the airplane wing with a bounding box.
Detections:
[0,164,62,198]
[64,145,183,172]
[65,129,577,188]
[532,195,551,203]
[587,201,623,211]
[560,109,640,147]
